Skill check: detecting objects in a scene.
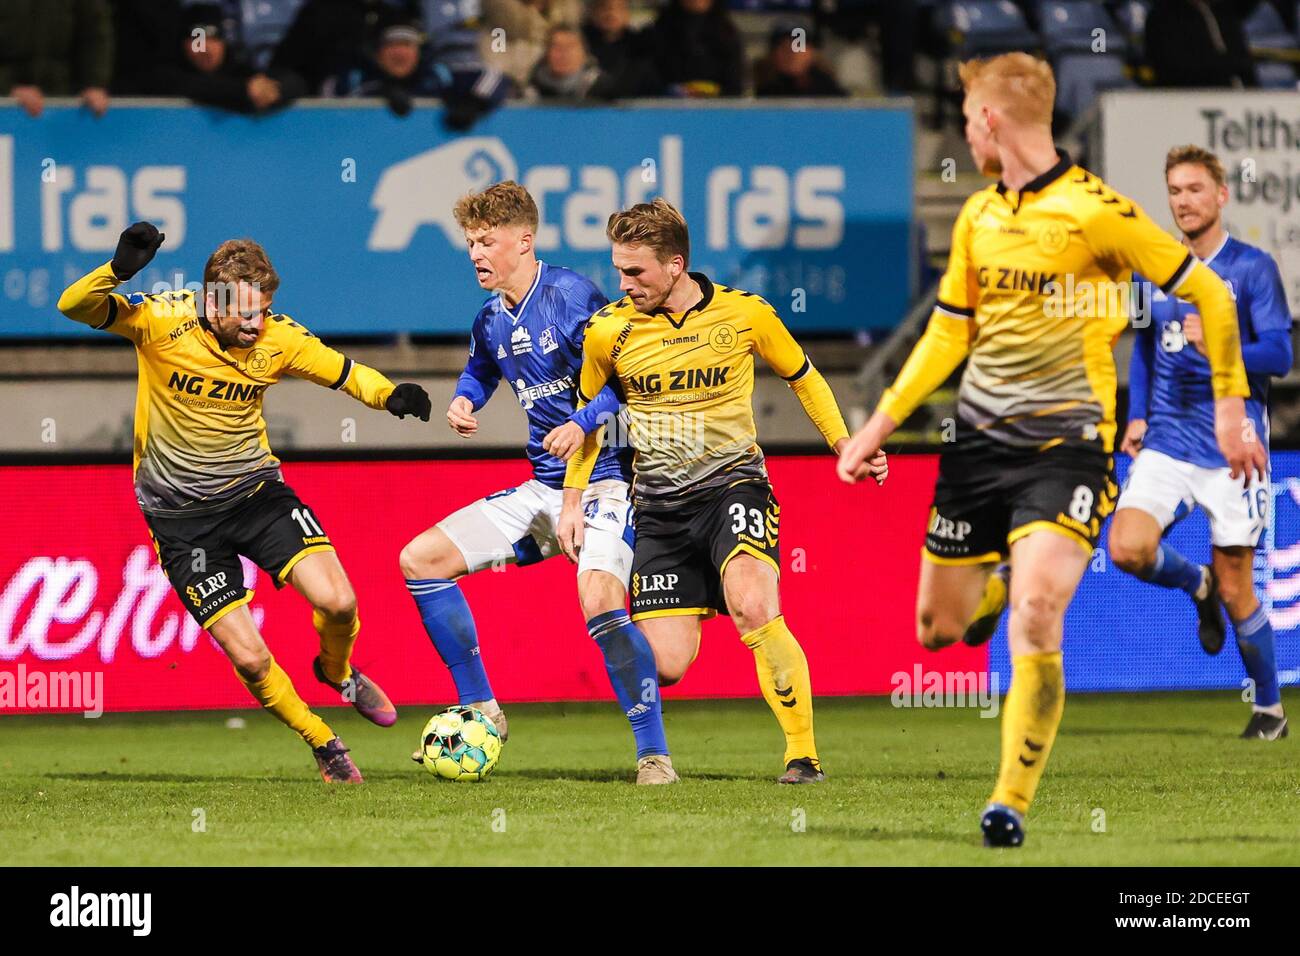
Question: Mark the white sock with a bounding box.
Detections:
[1254,703,1285,718]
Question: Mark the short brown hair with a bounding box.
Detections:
[606,198,690,266]
[453,180,539,233]
[1165,144,1226,187]
[204,238,279,294]
[959,53,1055,128]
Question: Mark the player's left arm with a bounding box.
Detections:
[283,321,431,420]
[1239,255,1294,377]
[751,300,885,483]
[1083,192,1262,479]
[558,318,616,561]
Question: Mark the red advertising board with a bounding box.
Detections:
[0,456,984,712]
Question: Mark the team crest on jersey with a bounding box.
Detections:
[709,324,739,354]
[1037,222,1070,255]
[511,325,533,355]
[245,348,272,376]
[539,326,559,354]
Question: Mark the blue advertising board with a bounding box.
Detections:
[989,452,1300,695]
[0,102,913,337]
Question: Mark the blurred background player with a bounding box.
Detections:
[58,223,433,783]
[836,54,1264,846]
[557,198,887,784]
[1110,145,1292,741]
[397,183,675,784]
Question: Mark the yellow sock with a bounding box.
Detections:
[741,615,817,767]
[314,609,360,685]
[971,568,1008,624]
[237,657,335,749]
[990,651,1065,815]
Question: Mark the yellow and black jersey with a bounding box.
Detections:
[58,262,396,516]
[878,149,1249,453]
[564,273,848,507]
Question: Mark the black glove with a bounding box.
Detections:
[386,383,431,421]
[111,221,165,281]
[442,92,492,132]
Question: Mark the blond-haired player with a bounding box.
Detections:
[396,182,677,783]
[59,223,432,783]
[558,198,886,783]
[836,54,1263,845]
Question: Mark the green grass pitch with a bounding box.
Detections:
[1,692,1296,866]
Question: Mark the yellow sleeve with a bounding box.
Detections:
[280,317,396,410]
[57,261,157,345]
[1082,191,1248,400]
[875,197,978,424]
[750,299,848,447]
[564,317,615,490]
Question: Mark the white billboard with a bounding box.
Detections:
[1101,90,1300,317]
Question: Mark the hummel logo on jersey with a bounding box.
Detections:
[514,375,574,410]
[539,325,559,354]
[497,343,507,359]
[511,325,533,355]
[928,511,972,541]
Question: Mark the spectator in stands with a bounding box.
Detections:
[480,0,586,94]
[1145,0,1261,88]
[135,5,305,113]
[754,23,848,97]
[529,25,615,99]
[325,15,507,129]
[649,0,746,97]
[582,0,660,97]
[0,0,113,117]
[273,0,400,95]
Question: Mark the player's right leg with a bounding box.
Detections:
[565,480,674,783]
[1110,449,1223,652]
[915,557,997,651]
[208,606,362,783]
[145,511,358,782]
[399,486,547,741]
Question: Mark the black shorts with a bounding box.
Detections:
[924,434,1117,564]
[629,479,780,621]
[144,480,334,628]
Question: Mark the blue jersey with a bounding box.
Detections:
[455,262,632,488]
[1132,235,1293,468]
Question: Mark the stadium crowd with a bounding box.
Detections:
[0,0,1297,128]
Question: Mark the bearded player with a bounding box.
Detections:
[59,223,432,783]
[1110,145,1292,741]
[557,198,887,784]
[836,54,1263,846]
[397,182,676,784]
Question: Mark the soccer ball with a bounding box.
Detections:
[417,706,502,781]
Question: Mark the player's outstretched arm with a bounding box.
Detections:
[57,222,165,338]
[286,331,430,420]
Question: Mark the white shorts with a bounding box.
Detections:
[1116,448,1269,548]
[437,478,635,583]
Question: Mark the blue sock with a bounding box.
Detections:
[588,610,669,760]
[1143,543,1204,597]
[1235,604,1280,709]
[406,579,493,704]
